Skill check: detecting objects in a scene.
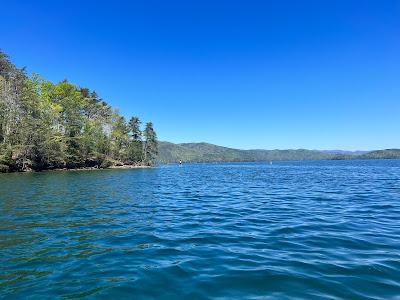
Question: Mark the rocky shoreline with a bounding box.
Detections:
[0,164,153,174]
[46,164,153,172]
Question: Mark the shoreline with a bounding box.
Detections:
[0,164,153,174]
[46,164,153,172]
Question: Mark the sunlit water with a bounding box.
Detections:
[1,160,400,299]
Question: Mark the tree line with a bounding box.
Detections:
[0,50,158,172]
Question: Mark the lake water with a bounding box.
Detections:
[1,160,400,299]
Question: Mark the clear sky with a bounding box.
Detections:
[1,0,399,150]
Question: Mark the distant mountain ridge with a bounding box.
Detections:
[158,142,400,163]
[320,150,369,155]
[359,149,400,159]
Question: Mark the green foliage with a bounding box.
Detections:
[126,117,143,162]
[0,144,14,172]
[143,122,158,165]
[0,50,158,172]
[128,117,142,141]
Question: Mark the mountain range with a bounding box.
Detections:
[158,141,400,163]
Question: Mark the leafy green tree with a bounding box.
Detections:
[110,114,129,162]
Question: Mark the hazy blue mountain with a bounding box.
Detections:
[321,150,369,155]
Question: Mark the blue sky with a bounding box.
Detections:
[1,0,399,150]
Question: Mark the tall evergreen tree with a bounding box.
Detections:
[143,122,158,165]
[128,116,142,141]
[127,116,143,163]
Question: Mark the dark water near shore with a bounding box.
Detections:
[1,160,400,299]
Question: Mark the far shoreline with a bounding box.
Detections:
[160,157,400,164]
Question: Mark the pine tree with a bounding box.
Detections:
[128,116,142,141]
[127,116,143,163]
[143,122,158,165]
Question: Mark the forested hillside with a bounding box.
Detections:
[0,50,158,172]
[158,142,335,163]
[360,149,400,159]
[158,142,400,163]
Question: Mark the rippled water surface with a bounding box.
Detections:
[1,160,400,299]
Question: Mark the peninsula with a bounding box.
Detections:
[0,51,158,172]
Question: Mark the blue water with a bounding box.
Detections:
[1,160,400,299]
